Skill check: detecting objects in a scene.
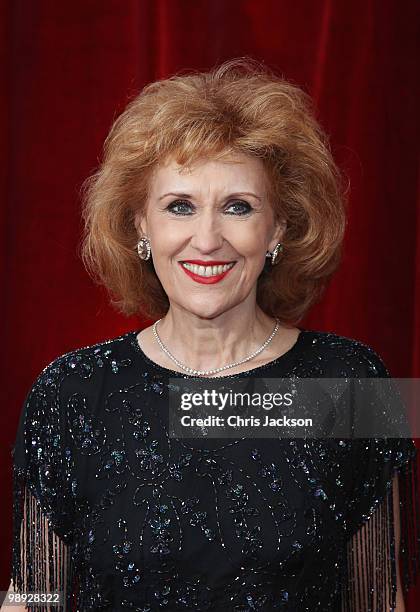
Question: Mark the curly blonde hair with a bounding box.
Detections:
[79,57,347,323]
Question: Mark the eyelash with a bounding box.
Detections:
[165,199,254,216]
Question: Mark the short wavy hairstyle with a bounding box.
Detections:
[80,57,347,323]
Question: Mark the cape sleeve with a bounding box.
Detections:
[340,347,419,611]
[11,358,77,612]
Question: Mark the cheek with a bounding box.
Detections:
[227,214,270,244]
[151,224,182,257]
[231,228,268,259]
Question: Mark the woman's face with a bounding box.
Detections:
[134,151,285,319]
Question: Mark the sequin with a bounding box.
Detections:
[10,328,420,611]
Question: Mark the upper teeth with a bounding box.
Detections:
[181,262,235,277]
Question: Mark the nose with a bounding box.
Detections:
[189,209,224,254]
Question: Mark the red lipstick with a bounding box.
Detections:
[178,260,236,284]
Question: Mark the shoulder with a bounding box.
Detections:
[301,329,390,377]
[14,330,138,471]
[27,330,136,396]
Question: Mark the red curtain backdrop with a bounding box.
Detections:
[1,0,419,608]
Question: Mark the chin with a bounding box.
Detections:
[178,301,234,320]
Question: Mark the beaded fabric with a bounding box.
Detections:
[11,328,420,611]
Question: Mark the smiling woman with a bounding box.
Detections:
[8,58,419,612]
[132,153,286,330]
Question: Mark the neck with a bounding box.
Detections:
[155,303,282,372]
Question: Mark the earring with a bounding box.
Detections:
[265,242,283,265]
[136,236,151,261]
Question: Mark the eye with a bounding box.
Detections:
[165,200,194,216]
[224,200,253,216]
[164,199,254,216]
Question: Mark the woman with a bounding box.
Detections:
[7,58,419,611]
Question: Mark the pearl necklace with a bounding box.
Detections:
[152,317,281,376]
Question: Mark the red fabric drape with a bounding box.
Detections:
[1,0,418,608]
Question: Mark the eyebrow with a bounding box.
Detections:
[158,191,262,201]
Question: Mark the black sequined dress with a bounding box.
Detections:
[11,328,420,611]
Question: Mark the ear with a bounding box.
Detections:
[134,208,148,237]
[268,217,287,252]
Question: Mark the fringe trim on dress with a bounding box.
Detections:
[12,466,79,611]
[341,456,420,611]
